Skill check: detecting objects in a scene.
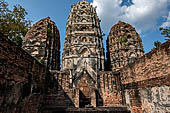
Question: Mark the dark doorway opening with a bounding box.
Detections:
[79,90,91,107]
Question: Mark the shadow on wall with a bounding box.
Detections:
[96,90,104,106]
[0,32,71,113]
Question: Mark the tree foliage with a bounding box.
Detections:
[0,0,31,46]
[160,27,170,40]
[11,36,23,47]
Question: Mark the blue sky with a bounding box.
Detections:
[6,0,170,54]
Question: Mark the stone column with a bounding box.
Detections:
[91,88,96,107]
[74,88,79,107]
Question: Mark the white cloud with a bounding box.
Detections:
[161,11,170,28]
[93,0,170,33]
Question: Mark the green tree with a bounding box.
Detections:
[160,27,170,40]
[154,41,161,48]
[12,36,23,47]
[0,0,31,46]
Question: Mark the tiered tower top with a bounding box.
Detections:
[62,0,105,84]
[22,17,60,70]
[107,21,144,71]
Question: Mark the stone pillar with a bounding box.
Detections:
[74,88,79,107]
[91,88,96,107]
[69,70,72,88]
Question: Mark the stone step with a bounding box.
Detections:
[42,93,74,107]
[40,107,130,113]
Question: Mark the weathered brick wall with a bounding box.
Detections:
[51,71,75,107]
[120,40,170,113]
[46,40,170,112]
[120,40,170,85]
[0,33,54,113]
[53,71,71,91]
[99,71,122,106]
[53,70,123,107]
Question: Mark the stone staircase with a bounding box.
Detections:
[40,90,74,113]
[39,90,131,113]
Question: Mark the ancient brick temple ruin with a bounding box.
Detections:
[61,0,105,107]
[22,17,60,70]
[106,21,144,71]
[0,0,170,113]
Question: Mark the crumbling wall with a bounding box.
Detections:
[121,40,170,113]
[51,70,75,107]
[99,71,122,106]
[53,70,123,107]
[140,86,170,113]
[0,33,54,113]
[121,41,170,85]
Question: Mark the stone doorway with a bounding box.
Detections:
[79,90,91,107]
[78,74,91,107]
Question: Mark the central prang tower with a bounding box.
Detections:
[62,0,105,82]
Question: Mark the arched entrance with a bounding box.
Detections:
[78,74,91,107]
[73,69,97,108]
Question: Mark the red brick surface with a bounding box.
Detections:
[0,33,53,113]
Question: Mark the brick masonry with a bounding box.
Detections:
[0,33,56,113]
[52,70,123,107]
[22,17,60,70]
[1,1,170,112]
[1,23,170,113]
[106,21,144,72]
[120,40,170,113]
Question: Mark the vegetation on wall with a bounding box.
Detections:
[47,22,52,38]
[154,41,161,48]
[120,35,128,44]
